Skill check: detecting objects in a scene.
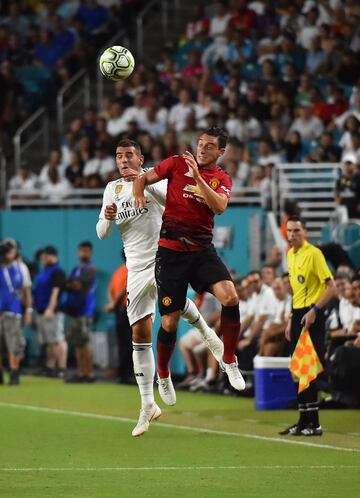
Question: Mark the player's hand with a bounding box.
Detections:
[285,319,292,341]
[134,194,149,209]
[301,308,316,330]
[44,308,54,320]
[122,168,140,182]
[183,151,200,180]
[104,203,117,220]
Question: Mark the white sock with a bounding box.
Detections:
[132,343,155,410]
[181,298,208,336]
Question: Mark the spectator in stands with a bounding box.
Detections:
[229,0,257,36]
[223,159,245,197]
[339,116,360,158]
[259,277,291,356]
[65,151,84,188]
[178,292,221,391]
[41,167,73,201]
[288,102,324,142]
[9,161,38,191]
[333,90,360,131]
[209,1,231,40]
[237,270,277,370]
[226,103,262,142]
[83,141,115,181]
[335,153,360,219]
[168,88,195,132]
[298,3,320,50]
[261,265,276,286]
[106,100,127,138]
[284,130,303,163]
[306,132,341,163]
[182,5,209,42]
[39,149,66,183]
[34,246,67,378]
[63,241,97,383]
[77,0,109,36]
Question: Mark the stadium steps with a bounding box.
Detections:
[273,163,340,243]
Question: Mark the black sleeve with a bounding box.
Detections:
[51,269,66,288]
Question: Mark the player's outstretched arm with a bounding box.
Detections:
[133,169,161,208]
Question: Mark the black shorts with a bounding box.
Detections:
[290,307,326,363]
[155,245,232,315]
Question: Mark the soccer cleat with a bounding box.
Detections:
[203,328,224,363]
[219,359,246,391]
[132,403,162,437]
[157,374,177,405]
[279,424,303,436]
[298,424,323,436]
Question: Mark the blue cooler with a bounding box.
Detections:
[254,356,297,410]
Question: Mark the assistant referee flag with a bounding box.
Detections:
[290,328,324,393]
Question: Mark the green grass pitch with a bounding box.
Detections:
[0,376,359,498]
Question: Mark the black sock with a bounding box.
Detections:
[298,381,319,427]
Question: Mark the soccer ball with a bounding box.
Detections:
[99,45,135,81]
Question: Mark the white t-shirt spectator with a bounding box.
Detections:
[39,163,66,183]
[168,102,195,132]
[298,26,320,50]
[339,297,360,332]
[42,178,73,200]
[226,116,262,141]
[209,14,231,39]
[253,284,278,327]
[288,116,324,142]
[83,155,115,180]
[9,172,38,191]
[334,110,360,131]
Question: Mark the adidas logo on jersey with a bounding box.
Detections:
[135,372,145,377]
[184,171,193,177]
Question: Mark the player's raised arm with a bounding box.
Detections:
[183,151,229,215]
[133,168,162,208]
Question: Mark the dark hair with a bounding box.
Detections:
[287,215,306,228]
[79,241,93,250]
[247,270,261,278]
[201,127,228,149]
[43,245,57,256]
[117,139,142,153]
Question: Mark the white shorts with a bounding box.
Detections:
[127,265,157,327]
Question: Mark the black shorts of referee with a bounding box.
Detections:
[290,307,326,364]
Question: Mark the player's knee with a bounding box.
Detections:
[162,315,179,333]
[221,294,239,307]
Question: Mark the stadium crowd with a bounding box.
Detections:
[5,0,360,214]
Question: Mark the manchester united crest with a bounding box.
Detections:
[162,297,172,306]
[209,178,220,190]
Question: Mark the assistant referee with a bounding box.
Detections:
[280,215,337,436]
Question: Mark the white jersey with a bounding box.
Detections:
[97,176,167,272]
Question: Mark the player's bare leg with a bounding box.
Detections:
[210,281,245,391]
[132,315,161,437]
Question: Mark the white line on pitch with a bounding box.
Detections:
[0,465,359,473]
[0,402,359,453]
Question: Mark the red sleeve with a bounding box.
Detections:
[216,172,232,199]
[154,156,177,180]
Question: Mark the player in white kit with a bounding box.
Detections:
[96,139,223,437]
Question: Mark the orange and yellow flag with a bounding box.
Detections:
[290,329,324,393]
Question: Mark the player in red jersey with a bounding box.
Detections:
[133,127,245,405]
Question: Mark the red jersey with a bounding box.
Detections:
[154,156,232,252]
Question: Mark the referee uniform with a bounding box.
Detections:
[283,239,333,436]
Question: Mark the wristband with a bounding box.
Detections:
[312,305,320,313]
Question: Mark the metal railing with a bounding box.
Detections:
[96,29,129,109]
[13,106,49,173]
[57,68,91,137]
